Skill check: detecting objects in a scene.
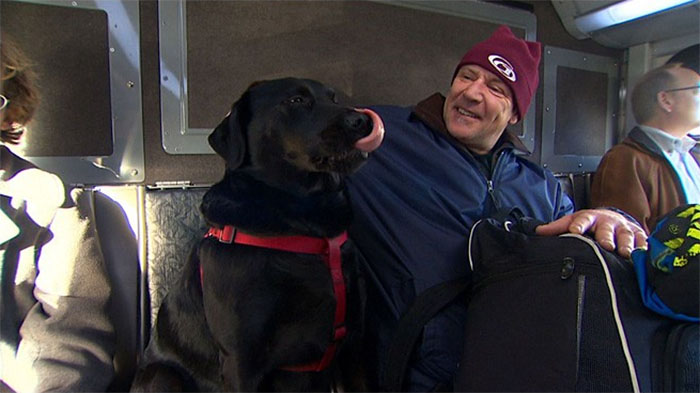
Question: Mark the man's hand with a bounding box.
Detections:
[535,209,647,258]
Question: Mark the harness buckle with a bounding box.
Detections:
[205,226,236,244]
[219,226,235,243]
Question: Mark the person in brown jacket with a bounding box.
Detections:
[591,62,700,233]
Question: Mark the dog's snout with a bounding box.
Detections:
[344,111,371,135]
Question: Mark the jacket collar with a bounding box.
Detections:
[626,126,700,157]
[628,126,664,156]
[411,93,531,155]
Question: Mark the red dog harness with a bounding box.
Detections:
[203,225,348,372]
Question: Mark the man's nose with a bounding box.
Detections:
[461,78,487,101]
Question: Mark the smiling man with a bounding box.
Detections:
[346,25,646,391]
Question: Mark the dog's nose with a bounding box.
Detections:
[343,111,371,134]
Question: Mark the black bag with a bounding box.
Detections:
[452,216,698,392]
[381,214,699,392]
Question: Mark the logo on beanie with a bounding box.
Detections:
[488,54,517,82]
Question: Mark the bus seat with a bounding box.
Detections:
[144,188,208,328]
[555,172,593,211]
[92,190,141,391]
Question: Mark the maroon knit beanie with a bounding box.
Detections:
[452,25,542,118]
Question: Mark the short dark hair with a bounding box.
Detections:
[1,33,39,144]
[630,64,679,124]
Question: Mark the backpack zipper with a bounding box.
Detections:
[472,260,602,291]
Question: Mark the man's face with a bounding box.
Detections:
[666,67,700,133]
[442,64,520,154]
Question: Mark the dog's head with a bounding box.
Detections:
[208,78,383,181]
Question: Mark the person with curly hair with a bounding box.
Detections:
[0,34,117,392]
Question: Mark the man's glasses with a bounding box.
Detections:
[0,94,8,110]
[665,84,700,93]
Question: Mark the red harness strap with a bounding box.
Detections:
[203,225,348,372]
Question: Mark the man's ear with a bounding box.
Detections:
[208,90,251,170]
[508,109,520,125]
[657,91,673,113]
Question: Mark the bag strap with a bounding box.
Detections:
[380,278,471,392]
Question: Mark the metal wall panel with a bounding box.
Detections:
[1,0,144,185]
[541,46,619,172]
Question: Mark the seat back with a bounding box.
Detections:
[92,190,140,391]
[555,172,593,211]
[143,188,208,328]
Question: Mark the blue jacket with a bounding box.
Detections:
[346,94,573,391]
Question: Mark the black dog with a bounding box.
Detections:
[131,78,384,392]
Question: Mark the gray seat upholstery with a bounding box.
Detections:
[144,188,208,328]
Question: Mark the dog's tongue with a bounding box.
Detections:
[354,108,385,153]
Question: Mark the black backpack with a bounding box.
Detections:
[382,215,699,392]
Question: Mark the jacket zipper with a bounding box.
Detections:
[485,149,506,211]
[486,179,499,210]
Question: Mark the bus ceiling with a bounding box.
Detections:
[552,0,699,55]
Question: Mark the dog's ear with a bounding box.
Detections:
[208,91,251,170]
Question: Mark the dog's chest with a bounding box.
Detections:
[197,239,359,314]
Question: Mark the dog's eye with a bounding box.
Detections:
[286,96,305,105]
